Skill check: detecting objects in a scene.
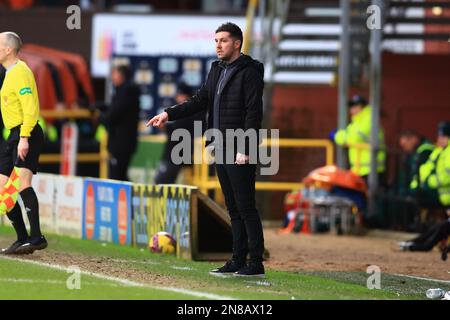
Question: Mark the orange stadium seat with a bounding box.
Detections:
[21,46,79,108]
[23,44,95,105]
[17,52,57,110]
[7,0,33,10]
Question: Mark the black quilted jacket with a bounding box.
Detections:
[164,54,264,152]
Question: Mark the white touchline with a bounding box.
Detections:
[0,278,65,285]
[0,277,122,287]
[170,265,194,271]
[108,258,159,265]
[394,273,450,285]
[0,256,235,300]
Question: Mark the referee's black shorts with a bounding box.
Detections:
[0,124,44,176]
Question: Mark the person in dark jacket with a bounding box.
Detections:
[98,65,140,181]
[397,130,435,229]
[147,22,266,278]
[399,129,434,191]
[154,82,206,184]
[398,209,450,254]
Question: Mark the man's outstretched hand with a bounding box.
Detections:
[235,152,249,165]
[146,112,169,129]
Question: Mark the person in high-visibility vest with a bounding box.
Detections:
[409,122,450,207]
[0,32,47,255]
[399,122,450,252]
[422,122,450,207]
[0,65,4,143]
[3,116,58,143]
[334,95,386,182]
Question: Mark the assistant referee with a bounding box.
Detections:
[0,31,47,255]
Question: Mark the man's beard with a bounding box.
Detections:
[218,52,231,62]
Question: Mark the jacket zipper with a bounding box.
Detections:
[217,68,227,95]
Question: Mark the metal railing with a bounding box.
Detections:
[39,109,109,178]
[347,142,387,175]
[192,138,334,194]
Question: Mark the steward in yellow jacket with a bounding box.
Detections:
[334,95,386,178]
[411,122,450,208]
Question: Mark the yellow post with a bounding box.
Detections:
[190,138,336,193]
[99,132,109,179]
[193,137,202,190]
[242,0,259,54]
[200,137,208,194]
[325,140,334,166]
[39,108,110,179]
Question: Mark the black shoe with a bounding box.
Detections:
[234,262,265,278]
[15,236,48,255]
[397,241,413,251]
[0,239,26,255]
[209,260,245,277]
[442,246,449,261]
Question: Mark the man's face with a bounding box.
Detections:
[215,31,240,61]
[111,68,124,87]
[399,135,418,153]
[437,135,449,148]
[175,93,189,104]
[349,105,363,118]
[0,34,10,65]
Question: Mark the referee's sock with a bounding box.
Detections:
[6,203,29,241]
[20,187,42,239]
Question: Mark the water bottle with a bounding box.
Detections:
[426,288,446,299]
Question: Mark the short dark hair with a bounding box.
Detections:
[399,129,419,138]
[113,65,131,81]
[177,81,193,96]
[438,121,450,137]
[215,22,243,49]
[348,95,367,108]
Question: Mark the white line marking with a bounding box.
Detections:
[171,266,193,271]
[0,277,122,287]
[108,258,159,265]
[0,256,235,300]
[394,274,450,285]
[0,278,64,285]
[244,280,272,287]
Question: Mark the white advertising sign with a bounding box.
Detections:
[60,123,79,176]
[91,14,246,77]
[54,176,84,239]
[31,173,56,234]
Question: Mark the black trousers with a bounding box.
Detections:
[154,160,182,184]
[410,220,450,251]
[215,163,264,264]
[109,151,133,181]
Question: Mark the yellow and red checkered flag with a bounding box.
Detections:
[0,167,21,216]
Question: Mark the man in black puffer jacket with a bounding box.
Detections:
[147,22,265,278]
